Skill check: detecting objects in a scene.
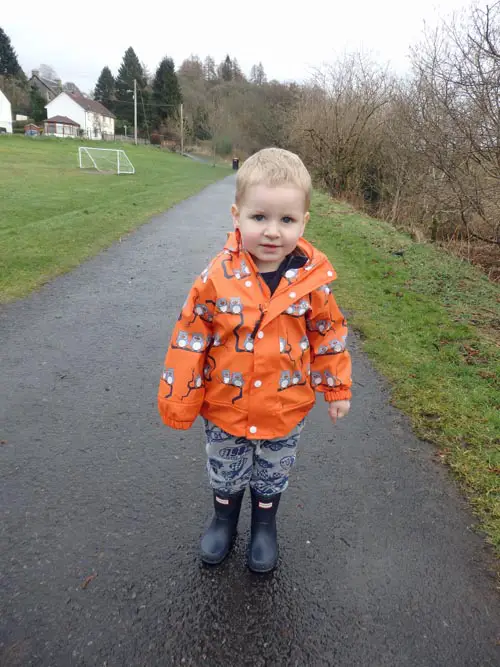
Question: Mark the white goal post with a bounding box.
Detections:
[78,147,135,175]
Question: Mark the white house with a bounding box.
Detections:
[45,92,115,139]
[0,89,13,134]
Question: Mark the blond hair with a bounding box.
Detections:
[235,147,312,210]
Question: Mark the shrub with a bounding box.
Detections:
[216,136,232,156]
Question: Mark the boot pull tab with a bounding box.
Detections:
[258,501,273,509]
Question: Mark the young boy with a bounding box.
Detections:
[158,148,351,573]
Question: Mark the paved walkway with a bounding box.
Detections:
[1,176,499,666]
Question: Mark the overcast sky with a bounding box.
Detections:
[3,0,470,93]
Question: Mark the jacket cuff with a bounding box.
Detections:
[160,416,195,430]
[324,389,352,402]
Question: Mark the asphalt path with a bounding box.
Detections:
[1,176,499,666]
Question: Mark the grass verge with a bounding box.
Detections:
[0,135,229,302]
[308,192,500,554]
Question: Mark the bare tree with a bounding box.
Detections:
[204,86,232,163]
[38,64,59,82]
[409,2,500,245]
[291,54,393,199]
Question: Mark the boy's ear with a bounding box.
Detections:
[300,211,310,235]
[231,204,240,228]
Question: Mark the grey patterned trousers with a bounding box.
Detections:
[203,419,306,496]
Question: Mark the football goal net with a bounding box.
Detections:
[78,147,135,175]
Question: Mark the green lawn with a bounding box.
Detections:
[0,135,229,302]
[308,193,500,555]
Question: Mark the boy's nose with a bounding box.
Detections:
[264,221,280,239]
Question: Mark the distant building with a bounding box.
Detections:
[0,89,13,134]
[45,92,115,139]
[29,70,62,103]
[24,123,41,136]
[44,115,80,138]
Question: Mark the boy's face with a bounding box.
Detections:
[231,184,309,272]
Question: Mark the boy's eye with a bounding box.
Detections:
[252,214,265,221]
[282,216,295,224]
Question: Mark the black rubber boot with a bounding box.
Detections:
[248,489,281,573]
[200,489,245,565]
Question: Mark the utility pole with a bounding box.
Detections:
[134,78,137,145]
[180,103,184,155]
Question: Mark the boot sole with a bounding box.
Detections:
[247,562,277,573]
[247,548,279,573]
[200,535,237,565]
[200,550,230,565]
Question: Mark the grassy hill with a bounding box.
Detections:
[0,136,228,302]
[308,193,500,556]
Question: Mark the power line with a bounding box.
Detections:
[109,99,182,109]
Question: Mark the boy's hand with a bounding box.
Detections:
[328,400,351,425]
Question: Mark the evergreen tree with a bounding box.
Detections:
[218,55,233,82]
[94,66,115,112]
[141,61,153,86]
[152,56,182,124]
[231,58,245,82]
[115,47,147,125]
[0,27,24,78]
[29,86,47,123]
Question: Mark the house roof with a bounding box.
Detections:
[68,93,116,119]
[46,115,80,126]
[30,74,59,93]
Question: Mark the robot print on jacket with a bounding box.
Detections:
[220,370,245,404]
[161,368,175,398]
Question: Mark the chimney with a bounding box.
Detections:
[32,69,39,77]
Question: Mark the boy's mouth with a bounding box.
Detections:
[261,244,280,249]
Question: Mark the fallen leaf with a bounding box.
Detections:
[81,573,97,589]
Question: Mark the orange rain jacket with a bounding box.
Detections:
[158,231,352,439]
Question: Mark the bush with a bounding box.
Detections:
[215,136,232,156]
[150,133,163,145]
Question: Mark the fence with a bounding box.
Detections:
[104,134,150,145]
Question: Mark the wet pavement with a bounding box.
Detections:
[1,176,500,666]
